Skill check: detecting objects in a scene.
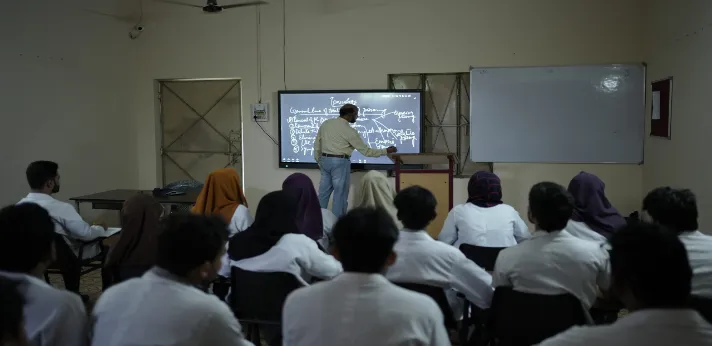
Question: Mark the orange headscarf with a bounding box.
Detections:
[191,168,247,222]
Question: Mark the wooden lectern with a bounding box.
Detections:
[392,153,455,239]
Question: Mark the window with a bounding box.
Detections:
[388,73,492,176]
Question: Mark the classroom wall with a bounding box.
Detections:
[644,0,712,230]
[0,1,138,220]
[130,0,645,219]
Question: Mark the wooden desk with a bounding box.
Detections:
[71,189,200,212]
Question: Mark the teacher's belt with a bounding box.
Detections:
[322,153,350,159]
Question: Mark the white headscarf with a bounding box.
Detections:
[354,170,402,229]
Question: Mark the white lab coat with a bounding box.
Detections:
[679,231,712,298]
[18,193,107,259]
[439,203,530,249]
[92,268,253,346]
[227,204,253,237]
[493,230,610,308]
[282,273,451,346]
[0,271,88,346]
[564,220,608,243]
[220,233,342,284]
[538,309,712,346]
[386,230,493,312]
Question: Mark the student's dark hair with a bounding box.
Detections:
[26,161,59,190]
[394,185,437,230]
[156,213,229,277]
[609,222,691,308]
[333,207,398,273]
[642,187,698,233]
[0,277,25,344]
[339,104,358,117]
[528,182,574,232]
[0,203,55,273]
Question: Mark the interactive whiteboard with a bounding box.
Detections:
[278,90,423,169]
[469,64,645,163]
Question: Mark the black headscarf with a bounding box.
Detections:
[227,190,299,261]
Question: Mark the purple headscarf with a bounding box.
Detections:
[282,173,323,241]
[567,171,626,238]
[467,171,504,208]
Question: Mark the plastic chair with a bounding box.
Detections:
[393,282,458,330]
[44,232,105,294]
[486,287,590,346]
[229,267,303,345]
[690,295,712,323]
[458,244,506,272]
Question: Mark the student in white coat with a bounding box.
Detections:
[439,171,529,248]
[191,168,252,237]
[493,182,610,309]
[386,186,494,317]
[91,214,253,346]
[0,277,30,346]
[282,207,451,346]
[353,170,402,229]
[539,222,712,346]
[282,173,338,250]
[220,190,342,284]
[565,172,627,243]
[0,203,89,346]
[17,161,110,293]
[642,187,712,298]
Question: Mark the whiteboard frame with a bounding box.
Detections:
[468,63,647,164]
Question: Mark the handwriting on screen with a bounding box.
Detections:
[287,97,418,157]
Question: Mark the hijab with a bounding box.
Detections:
[567,171,626,238]
[355,170,401,228]
[227,190,299,261]
[467,171,503,208]
[105,193,163,269]
[191,168,247,223]
[282,173,323,241]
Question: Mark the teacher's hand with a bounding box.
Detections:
[386,146,398,154]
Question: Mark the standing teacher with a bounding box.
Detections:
[314,104,397,217]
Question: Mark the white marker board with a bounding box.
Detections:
[469,64,645,163]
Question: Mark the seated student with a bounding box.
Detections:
[282,173,338,250]
[220,190,342,284]
[353,170,402,228]
[439,171,529,248]
[282,207,451,346]
[539,222,712,345]
[192,168,252,237]
[104,194,163,284]
[91,214,253,346]
[642,187,712,298]
[17,161,109,291]
[0,277,30,346]
[0,203,88,346]
[493,182,610,309]
[386,186,493,315]
[566,171,627,242]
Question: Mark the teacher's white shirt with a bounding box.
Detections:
[493,230,610,308]
[282,273,451,346]
[439,203,529,249]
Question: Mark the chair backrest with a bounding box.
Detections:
[459,244,506,271]
[50,232,79,269]
[489,287,588,346]
[393,282,458,330]
[229,267,303,323]
[690,295,712,323]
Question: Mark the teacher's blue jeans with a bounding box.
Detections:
[318,157,351,217]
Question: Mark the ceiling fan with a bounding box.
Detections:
[155,0,267,13]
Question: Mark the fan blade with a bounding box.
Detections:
[221,1,268,9]
[154,0,204,8]
[83,9,137,23]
